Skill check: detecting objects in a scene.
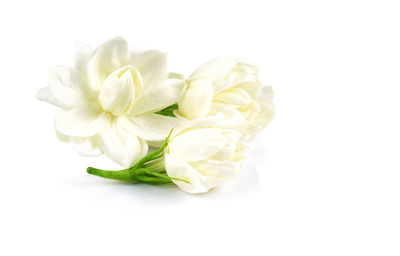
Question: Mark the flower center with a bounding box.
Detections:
[98,66,142,116]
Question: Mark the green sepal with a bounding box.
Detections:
[86,129,190,185]
[155,103,178,117]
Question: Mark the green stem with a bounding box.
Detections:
[143,158,165,172]
[87,167,136,182]
[86,129,189,185]
[131,129,173,170]
[135,176,173,185]
[141,169,190,184]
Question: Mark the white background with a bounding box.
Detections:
[1,0,399,255]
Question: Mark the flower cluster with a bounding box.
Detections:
[37,37,275,193]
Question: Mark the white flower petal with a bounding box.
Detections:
[259,84,274,101]
[131,50,168,88]
[36,87,64,108]
[130,78,186,115]
[209,102,246,123]
[55,128,70,142]
[87,37,129,91]
[165,154,212,193]
[235,80,262,98]
[191,159,240,178]
[169,128,227,162]
[190,58,237,82]
[55,108,109,137]
[213,88,252,108]
[48,67,88,108]
[178,78,213,120]
[122,114,181,141]
[254,86,276,128]
[70,136,102,156]
[208,102,257,133]
[99,118,148,167]
[98,66,140,116]
[213,72,257,94]
[171,114,223,136]
[233,60,258,75]
[74,41,92,71]
[208,139,237,161]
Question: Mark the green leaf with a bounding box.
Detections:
[155,103,178,117]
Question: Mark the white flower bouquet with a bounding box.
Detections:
[37,37,275,193]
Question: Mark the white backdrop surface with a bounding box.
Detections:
[0,0,399,255]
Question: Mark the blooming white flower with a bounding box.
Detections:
[164,115,245,193]
[37,37,186,167]
[178,58,275,134]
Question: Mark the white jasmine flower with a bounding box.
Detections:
[37,37,186,167]
[164,115,245,193]
[178,58,275,134]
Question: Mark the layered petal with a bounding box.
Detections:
[74,41,92,71]
[235,80,262,98]
[129,78,186,115]
[98,66,142,116]
[130,50,168,88]
[190,57,237,82]
[213,88,252,108]
[122,114,181,141]
[185,57,275,137]
[165,117,245,193]
[178,78,213,120]
[87,37,129,91]
[48,67,88,108]
[55,128,70,142]
[55,108,109,137]
[165,154,212,193]
[70,136,102,156]
[36,87,64,108]
[191,159,239,178]
[213,71,257,94]
[209,102,246,123]
[99,118,148,167]
[171,114,223,136]
[253,85,276,128]
[169,128,227,162]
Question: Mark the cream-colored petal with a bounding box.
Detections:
[36,87,65,108]
[69,136,102,156]
[191,159,240,178]
[178,78,213,120]
[235,80,262,98]
[131,49,168,88]
[233,60,258,76]
[169,128,227,162]
[122,114,181,141]
[74,41,92,71]
[208,139,237,161]
[55,108,109,137]
[209,102,257,133]
[213,88,252,108]
[209,102,246,123]
[190,58,237,82]
[213,72,257,94]
[129,78,186,115]
[87,37,129,92]
[240,100,260,122]
[165,154,212,193]
[99,118,148,167]
[48,67,88,108]
[253,85,276,129]
[171,114,223,137]
[98,67,138,116]
[55,128,69,142]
